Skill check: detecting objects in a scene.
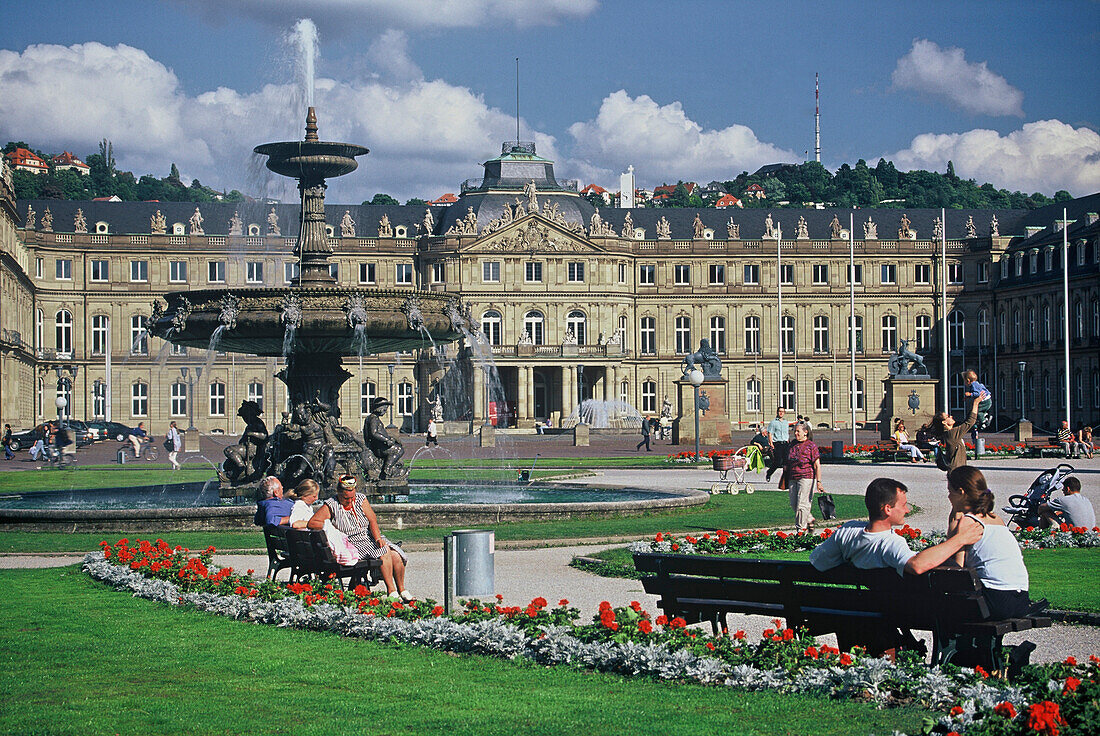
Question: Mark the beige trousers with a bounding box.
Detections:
[789,477,815,530]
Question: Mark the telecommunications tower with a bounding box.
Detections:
[814,73,821,163]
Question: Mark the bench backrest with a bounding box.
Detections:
[286,528,324,571]
[264,525,290,564]
[633,552,990,627]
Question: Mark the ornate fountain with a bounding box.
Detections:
[149,108,471,497]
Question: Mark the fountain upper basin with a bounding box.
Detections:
[253,140,369,180]
[151,287,465,357]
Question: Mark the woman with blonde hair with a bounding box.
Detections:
[288,479,320,528]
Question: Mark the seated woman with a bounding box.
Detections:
[892,419,925,463]
[308,474,411,601]
[945,466,1031,619]
[288,479,320,528]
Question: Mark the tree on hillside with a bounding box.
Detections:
[405,197,427,206]
[367,193,399,206]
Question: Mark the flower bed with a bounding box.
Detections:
[635,524,1100,557]
[85,538,1097,735]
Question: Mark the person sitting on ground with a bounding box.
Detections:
[892,419,925,463]
[945,466,1036,619]
[254,475,293,527]
[288,479,321,529]
[308,474,411,601]
[1038,476,1095,530]
[927,396,981,471]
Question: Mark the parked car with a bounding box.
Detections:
[63,420,96,447]
[6,426,44,452]
[86,421,133,442]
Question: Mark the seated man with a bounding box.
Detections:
[748,428,772,459]
[1039,477,1095,530]
[1056,420,1079,457]
[809,477,983,655]
[254,475,293,527]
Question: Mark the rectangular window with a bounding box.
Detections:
[847,264,862,285]
[169,260,187,283]
[329,263,339,281]
[881,315,897,353]
[674,316,692,354]
[130,315,148,355]
[914,263,930,285]
[639,317,656,355]
[780,379,796,411]
[850,378,864,411]
[641,381,656,414]
[709,264,725,285]
[170,383,187,417]
[359,262,376,284]
[395,263,413,285]
[639,264,656,285]
[36,257,43,279]
[209,383,226,417]
[360,381,377,416]
[524,261,543,283]
[130,260,148,282]
[780,264,794,285]
[814,379,830,411]
[977,261,989,284]
[948,262,963,285]
[812,264,829,285]
[431,262,445,283]
[55,259,72,280]
[397,383,414,416]
[482,261,501,282]
[618,263,627,283]
[91,315,109,356]
[567,262,585,282]
[246,261,263,284]
[674,264,690,285]
[881,263,897,285]
[285,261,300,284]
[745,379,761,413]
[90,259,109,282]
[743,264,759,285]
[131,383,148,417]
[208,261,226,283]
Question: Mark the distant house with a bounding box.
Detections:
[743,183,766,200]
[580,183,611,205]
[652,182,697,201]
[51,151,90,176]
[714,193,743,209]
[429,193,458,206]
[5,148,48,175]
[92,195,122,202]
[699,180,727,198]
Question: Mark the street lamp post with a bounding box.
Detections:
[687,368,704,462]
[387,364,396,428]
[1018,361,1028,424]
[483,365,492,427]
[54,365,78,429]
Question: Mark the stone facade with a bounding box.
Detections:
[2,150,1098,441]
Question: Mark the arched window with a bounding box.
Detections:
[641,380,656,414]
[247,381,264,413]
[674,316,691,354]
[880,315,897,353]
[619,380,629,404]
[709,316,726,353]
[744,315,760,355]
[998,311,1006,347]
[780,315,795,354]
[1041,304,1051,342]
[1074,300,1084,339]
[1074,370,1084,408]
[92,380,107,419]
[35,308,43,350]
[566,310,586,345]
[745,378,761,412]
[977,309,989,347]
[1026,306,1036,343]
[360,381,377,415]
[55,310,73,356]
[523,311,544,345]
[915,314,932,351]
[130,314,148,355]
[813,315,829,353]
[639,316,656,355]
[1012,308,1020,345]
[947,310,965,351]
[481,310,502,346]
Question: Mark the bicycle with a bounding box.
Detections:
[124,437,160,462]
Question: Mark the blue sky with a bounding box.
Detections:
[1,0,1097,202]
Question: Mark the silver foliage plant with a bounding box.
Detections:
[84,553,1033,733]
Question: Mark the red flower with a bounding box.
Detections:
[733,630,746,640]
[1064,656,1077,666]
[671,543,679,551]
[558,599,569,607]
[352,585,369,597]
[431,606,444,617]
[762,628,775,639]
[669,617,687,629]
[993,702,1016,719]
[804,646,819,659]
[655,532,664,542]
[705,642,715,651]
[839,653,852,666]
[532,597,547,608]
[655,615,668,626]
[637,620,653,634]
[495,593,504,601]
[1025,701,1065,736]
[1063,677,1080,694]
[974,664,989,678]
[950,706,964,716]
[629,600,642,612]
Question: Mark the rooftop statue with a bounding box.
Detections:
[341,210,356,237]
[41,207,53,232]
[621,211,634,238]
[656,216,671,239]
[693,213,705,239]
[189,207,204,236]
[830,215,843,239]
[422,208,435,235]
[377,213,392,238]
[965,215,977,239]
[227,210,242,236]
[74,208,87,234]
[863,216,878,240]
[152,210,167,235]
[25,204,35,230]
[796,215,809,240]
[990,214,999,237]
[727,218,739,239]
[267,207,280,236]
[763,213,776,239]
[524,180,539,212]
[933,216,943,241]
[898,213,913,240]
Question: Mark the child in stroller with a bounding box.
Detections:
[1001,463,1076,529]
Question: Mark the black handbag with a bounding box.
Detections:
[163,437,174,451]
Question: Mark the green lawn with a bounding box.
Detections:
[0,491,869,553]
[581,547,1100,612]
[0,566,927,736]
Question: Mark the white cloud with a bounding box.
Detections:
[566,90,798,188]
[175,0,598,33]
[891,39,1024,117]
[0,42,556,202]
[888,120,1100,196]
[365,30,423,85]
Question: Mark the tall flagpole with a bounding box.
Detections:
[941,208,948,412]
[776,222,783,408]
[1063,207,1071,431]
[849,213,856,446]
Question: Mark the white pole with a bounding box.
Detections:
[105,322,112,421]
[776,222,783,407]
[1063,207,1071,431]
[849,213,856,446]
[941,208,948,412]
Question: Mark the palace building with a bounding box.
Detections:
[1,144,1097,438]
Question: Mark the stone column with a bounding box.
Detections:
[609,365,619,403]
[526,366,536,421]
[518,366,529,422]
[602,366,611,402]
[473,366,485,424]
[562,366,573,420]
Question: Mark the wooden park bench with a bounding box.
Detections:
[263,525,293,581]
[633,551,1051,667]
[1022,436,1066,458]
[284,528,385,590]
[870,439,909,462]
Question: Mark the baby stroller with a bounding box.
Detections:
[710,446,764,494]
[1001,463,1075,529]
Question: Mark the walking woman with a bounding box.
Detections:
[782,421,822,532]
[928,395,981,472]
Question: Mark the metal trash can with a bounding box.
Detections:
[831,440,845,460]
[443,529,494,614]
[116,449,127,464]
[976,437,986,456]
